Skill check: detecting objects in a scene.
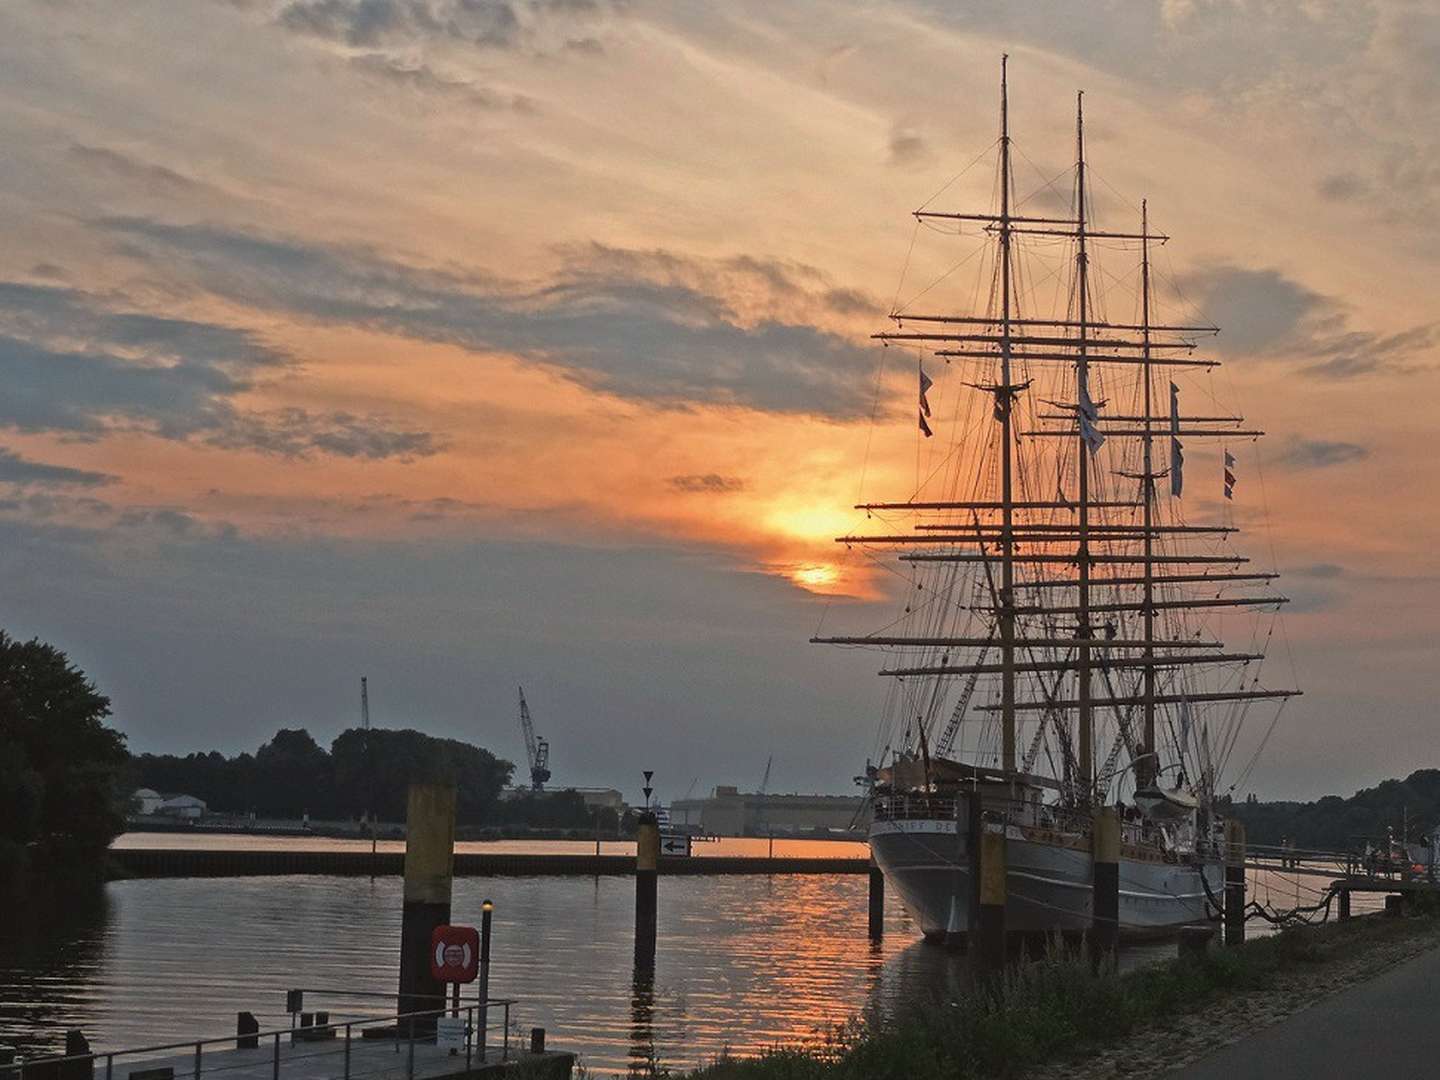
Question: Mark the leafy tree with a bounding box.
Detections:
[0,632,127,881]
[253,728,335,817]
[330,727,512,825]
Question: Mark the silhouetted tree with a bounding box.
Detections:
[0,632,127,882]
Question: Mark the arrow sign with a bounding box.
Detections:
[660,835,691,857]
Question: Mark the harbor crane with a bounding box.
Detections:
[517,686,551,791]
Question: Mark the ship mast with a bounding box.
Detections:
[815,66,1302,797]
[1074,92,1093,799]
[998,55,1017,774]
[1139,200,1157,792]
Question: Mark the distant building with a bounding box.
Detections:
[132,788,164,815]
[572,788,625,812]
[156,794,207,820]
[669,786,864,837]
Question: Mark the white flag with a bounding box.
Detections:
[1169,382,1184,498]
[919,364,933,418]
[1078,376,1105,453]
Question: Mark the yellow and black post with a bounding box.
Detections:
[1091,805,1120,962]
[397,783,456,1033]
[635,810,659,966]
[970,793,1007,972]
[1224,819,1246,945]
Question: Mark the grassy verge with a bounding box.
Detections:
[659,909,1440,1080]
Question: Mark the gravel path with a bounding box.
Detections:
[1034,920,1440,1080]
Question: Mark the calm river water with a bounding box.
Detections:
[0,835,1359,1076]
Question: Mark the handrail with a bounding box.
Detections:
[0,1000,521,1074]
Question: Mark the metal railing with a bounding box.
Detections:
[1,1000,521,1080]
[871,794,958,821]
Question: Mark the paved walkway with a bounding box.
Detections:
[1173,943,1440,1078]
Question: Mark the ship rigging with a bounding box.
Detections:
[813,57,1299,940]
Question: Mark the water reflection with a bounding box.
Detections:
[0,864,1379,1076]
[628,962,656,1078]
[0,885,113,1058]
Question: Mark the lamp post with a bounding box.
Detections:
[478,899,493,1058]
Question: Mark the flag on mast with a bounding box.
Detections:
[1169,382,1184,497]
[1077,376,1105,453]
[919,362,934,437]
[1223,450,1237,500]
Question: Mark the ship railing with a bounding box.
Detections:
[0,997,524,1080]
[872,794,959,821]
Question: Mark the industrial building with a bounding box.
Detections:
[668,786,864,837]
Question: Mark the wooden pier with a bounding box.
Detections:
[109,849,868,879]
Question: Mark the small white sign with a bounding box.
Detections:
[660,834,692,857]
[436,1016,467,1051]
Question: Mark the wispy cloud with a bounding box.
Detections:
[69,143,211,198]
[346,53,536,111]
[0,448,116,488]
[668,473,747,494]
[1181,263,1436,378]
[0,280,439,460]
[1272,437,1369,470]
[100,219,885,418]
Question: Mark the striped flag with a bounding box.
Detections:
[919,363,934,437]
[1224,450,1237,500]
[1169,382,1184,497]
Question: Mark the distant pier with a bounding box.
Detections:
[110,848,869,879]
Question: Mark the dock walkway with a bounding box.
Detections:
[1172,941,1440,1079]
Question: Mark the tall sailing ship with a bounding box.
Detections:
[815,59,1299,941]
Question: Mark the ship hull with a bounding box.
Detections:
[871,818,1221,941]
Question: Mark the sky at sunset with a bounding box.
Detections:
[1,0,1436,803]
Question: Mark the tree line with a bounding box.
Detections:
[1,630,614,890]
[127,726,514,823]
[1228,769,1440,850]
[126,726,615,829]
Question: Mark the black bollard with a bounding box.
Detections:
[397,783,456,1034]
[1090,806,1120,963]
[867,856,885,940]
[236,1012,259,1050]
[1224,819,1246,946]
[635,811,659,967]
[1339,888,1351,921]
[530,1028,546,1054]
[60,1030,92,1080]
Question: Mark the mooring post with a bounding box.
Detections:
[1224,818,1246,945]
[397,782,456,1035]
[635,809,659,967]
[975,800,1007,972]
[1338,887,1351,921]
[1090,805,1120,962]
[867,853,885,940]
[236,1011,259,1050]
